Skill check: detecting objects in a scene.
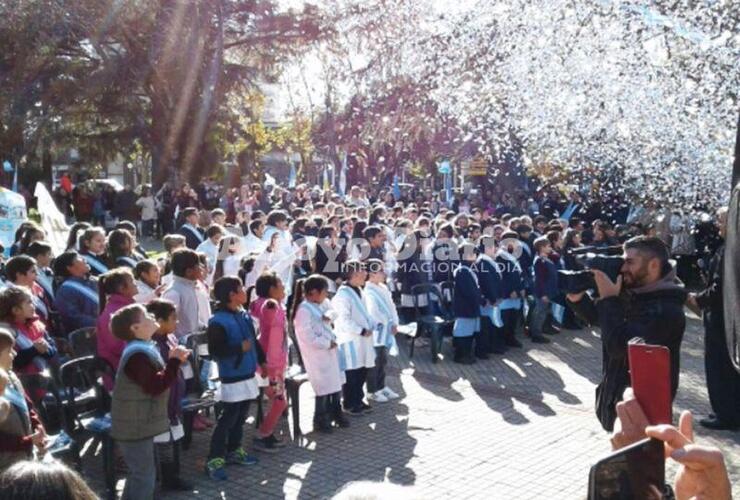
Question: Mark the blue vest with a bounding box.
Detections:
[209,310,258,382]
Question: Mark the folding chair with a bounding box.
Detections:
[410,284,454,363]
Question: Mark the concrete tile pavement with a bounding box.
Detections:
[79,315,740,499]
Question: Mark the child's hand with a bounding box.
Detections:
[31,429,47,454]
[241,340,252,352]
[33,339,49,354]
[169,345,191,363]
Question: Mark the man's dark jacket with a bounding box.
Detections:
[568,267,687,431]
[695,245,740,425]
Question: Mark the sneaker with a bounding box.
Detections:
[225,448,259,465]
[530,334,551,344]
[360,402,373,414]
[381,387,400,400]
[346,407,365,417]
[253,437,279,454]
[369,391,388,403]
[505,338,523,348]
[334,414,351,428]
[267,434,287,448]
[205,458,228,480]
[314,420,334,433]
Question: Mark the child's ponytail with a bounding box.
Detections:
[244,285,256,309]
[99,268,134,312]
[289,278,306,323]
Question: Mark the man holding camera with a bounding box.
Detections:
[566,236,687,432]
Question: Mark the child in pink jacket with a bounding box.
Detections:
[96,268,138,390]
[248,272,288,453]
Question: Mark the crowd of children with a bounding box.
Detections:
[0,190,607,497]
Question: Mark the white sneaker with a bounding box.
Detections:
[370,391,389,403]
[382,387,400,400]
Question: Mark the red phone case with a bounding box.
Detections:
[628,343,672,425]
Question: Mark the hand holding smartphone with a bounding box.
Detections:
[628,342,672,425]
[588,438,665,500]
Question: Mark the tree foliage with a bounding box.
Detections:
[0,0,326,186]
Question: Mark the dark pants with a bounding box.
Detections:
[481,316,505,353]
[453,336,474,361]
[208,400,250,459]
[474,320,490,357]
[366,347,387,393]
[314,391,343,423]
[142,219,155,238]
[530,298,551,336]
[704,314,740,425]
[501,309,518,342]
[342,367,368,410]
[157,438,183,487]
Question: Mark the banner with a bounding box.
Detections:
[338,153,347,197]
[34,182,69,256]
[0,187,26,257]
[288,162,297,188]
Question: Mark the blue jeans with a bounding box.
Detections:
[530,298,551,336]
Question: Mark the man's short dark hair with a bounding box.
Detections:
[146,299,177,321]
[624,236,670,272]
[363,226,382,240]
[205,224,224,239]
[249,220,263,234]
[26,241,53,260]
[170,248,200,277]
[4,255,36,283]
[533,237,551,254]
[266,210,288,227]
[182,207,198,219]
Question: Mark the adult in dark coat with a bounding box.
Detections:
[687,209,740,430]
[567,236,687,432]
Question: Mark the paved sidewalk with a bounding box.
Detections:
[81,315,740,499]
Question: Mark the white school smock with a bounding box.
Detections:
[363,281,399,354]
[330,285,377,370]
[293,300,345,396]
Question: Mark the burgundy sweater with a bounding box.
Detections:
[123,353,181,396]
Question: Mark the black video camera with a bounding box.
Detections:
[558,246,624,294]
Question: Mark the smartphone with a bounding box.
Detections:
[588,438,665,500]
[628,342,672,425]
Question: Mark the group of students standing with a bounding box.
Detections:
[0,183,620,499]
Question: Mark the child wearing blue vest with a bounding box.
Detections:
[452,244,481,364]
[109,304,190,500]
[531,237,558,343]
[205,276,264,480]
